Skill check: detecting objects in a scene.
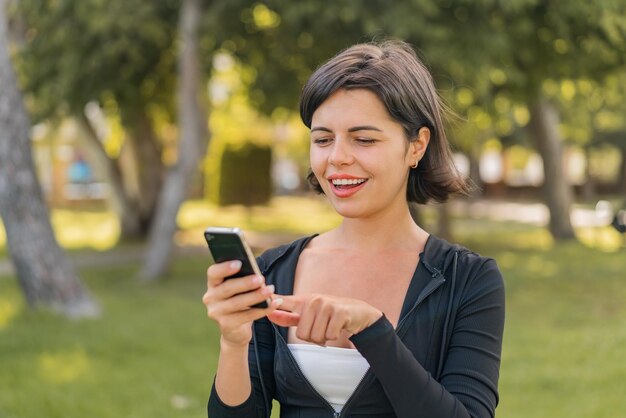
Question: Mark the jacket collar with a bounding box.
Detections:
[257,234,318,275]
[260,233,462,278]
[417,234,462,278]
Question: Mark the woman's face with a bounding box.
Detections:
[310,88,427,219]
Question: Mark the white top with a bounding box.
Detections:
[288,343,370,413]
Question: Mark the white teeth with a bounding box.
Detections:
[331,178,366,186]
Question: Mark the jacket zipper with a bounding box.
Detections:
[332,367,371,417]
[396,271,445,338]
[271,270,447,417]
[276,330,342,416]
[330,271,447,417]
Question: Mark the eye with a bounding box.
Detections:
[355,137,377,145]
[312,137,332,145]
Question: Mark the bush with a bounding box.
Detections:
[214,142,272,206]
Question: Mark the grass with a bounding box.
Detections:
[1,197,626,417]
[467,239,626,418]
[0,259,217,418]
[0,195,343,254]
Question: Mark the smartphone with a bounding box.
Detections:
[204,227,269,309]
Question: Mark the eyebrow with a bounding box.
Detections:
[310,125,383,133]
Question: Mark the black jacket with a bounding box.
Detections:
[208,234,505,418]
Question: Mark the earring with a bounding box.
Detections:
[411,160,419,169]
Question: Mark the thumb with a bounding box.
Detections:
[267,310,300,327]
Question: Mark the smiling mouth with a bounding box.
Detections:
[330,178,368,189]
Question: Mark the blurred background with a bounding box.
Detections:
[0,0,625,417]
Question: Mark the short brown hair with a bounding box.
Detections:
[300,40,470,204]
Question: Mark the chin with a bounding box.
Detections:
[327,201,372,219]
[334,209,363,219]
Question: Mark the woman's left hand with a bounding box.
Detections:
[267,294,383,345]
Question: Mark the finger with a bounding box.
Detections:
[207,260,243,287]
[212,284,276,315]
[267,310,300,327]
[272,294,303,313]
[309,308,332,345]
[202,275,263,306]
[295,299,318,341]
[213,274,264,300]
[325,309,348,341]
[222,298,285,328]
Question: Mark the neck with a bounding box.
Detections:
[334,203,427,252]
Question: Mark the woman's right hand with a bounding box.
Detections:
[202,260,282,348]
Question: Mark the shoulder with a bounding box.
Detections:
[457,247,501,278]
[426,235,504,295]
[452,246,505,311]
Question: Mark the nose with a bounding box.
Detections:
[328,137,354,167]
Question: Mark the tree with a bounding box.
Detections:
[457,1,626,239]
[381,0,626,240]
[15,0,181,239]
[211,0,626,241]
[528,99,576,238]
[0,0,99,318]
[581,73,626,197]
[141,0,208,280]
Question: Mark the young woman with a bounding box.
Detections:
[203,40,505,418]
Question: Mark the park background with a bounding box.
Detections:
[1,1,625,417]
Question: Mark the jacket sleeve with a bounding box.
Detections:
[350,258,505,418]
[207,317,276,418]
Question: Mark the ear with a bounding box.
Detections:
[409,127,430,164]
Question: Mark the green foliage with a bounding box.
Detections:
[14,0,180,123]
[14,0,626,153]
[10,0,626,208]
[204,0,372,113]
[212,142,272,207]
[202,51,306,208]
[557,72,626,148]
[206,0,626,154]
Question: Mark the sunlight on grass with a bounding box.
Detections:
[178,195,341,231]
[455,218,555,251]
[0,222,5,256]
[1,196,341,254]
[176,195,341,247]
[2,197,624,256]
[0,210,120,253]
[51,210,120,250]
[576,226,624,252]
[511,229,554,249]
[38,347,91,384]
[0,298,20,330]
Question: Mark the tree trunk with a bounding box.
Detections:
[528,98,576,240]
[125,110,164,238]
[0,2,99,318]
[132,111,164,223]
[141,0,208,280]
[120,108,165,238]
[75,111,142,237]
